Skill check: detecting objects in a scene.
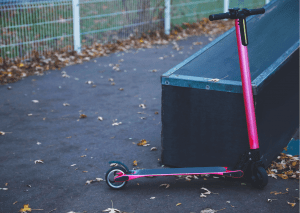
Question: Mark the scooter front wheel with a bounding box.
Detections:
[105,166,128,189]
[250,166,268,189]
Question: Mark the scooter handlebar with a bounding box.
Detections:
[247,8,265,15]
[209,7,265,21]
[209,13,230,21]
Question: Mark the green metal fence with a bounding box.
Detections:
[0,0,269,61]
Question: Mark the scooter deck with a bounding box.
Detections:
[130,167,227,176]
[114,166,243,182]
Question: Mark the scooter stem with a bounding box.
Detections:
[235,19,259,150]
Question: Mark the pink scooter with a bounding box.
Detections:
[106,7,268,189]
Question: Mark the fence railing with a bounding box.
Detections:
[0,0,270,61]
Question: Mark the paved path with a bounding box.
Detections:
[0,35,298,213]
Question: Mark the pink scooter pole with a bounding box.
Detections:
[234,19,259,150]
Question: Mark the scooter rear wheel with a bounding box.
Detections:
[250,166,268,189]
[105,166,128,189]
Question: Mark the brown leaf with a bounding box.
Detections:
[80,114,87,118]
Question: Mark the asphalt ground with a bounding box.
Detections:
[0,34,299,213]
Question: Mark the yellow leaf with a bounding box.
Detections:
[287,202,296,207]
[18,63,24,68]
[137,139,147,146]
[133,160,137,166]
[176,203,181,206]
[283,147,287,151]
[20,204,31,212]
[140,39,144,43]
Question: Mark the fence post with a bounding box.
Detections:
[72,0,81,53]
[164,0,170,35]
[224,0,229,21]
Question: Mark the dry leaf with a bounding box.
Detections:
[108,78,114,81]
[119,88,124,91]
[82,171,88,173]
[150,197,155,199]
[111,82,115,86]
[0,131,5,135]
[34,160,44,164]
[71,164,76,166]
[85,81,94,84]
[160,183,170,188]
[137,139,147,146]
[32,100,39,103]
[20,204,31,212]
[80,114,87,118]
[28,114,33,116]
[193,42,203,45]
[133,160,138,166]
[81,155,86,157]
[98,116,103,121]
[287,202,296,207]
[154,111,159,114]
[150,147,157,151]
[13,201,18,205]
[139,104,146,109]
[176,203,181,206]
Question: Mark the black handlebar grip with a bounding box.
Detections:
[209,13,230,21]
[248,8,265,15]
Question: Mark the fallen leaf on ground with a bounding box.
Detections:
[32,100,39,103]
[150,197,155,199]
[103,200,122,213]
[139,104,146,109]
[34,160,44,164]
[80,114,87,118]
[133,160,138,166]
[0,131,5,135]
[81,155,86,157]
[20,204,31,212]
[154,111,159,114]
[82,171,88,173]
[160,184,170,188]
[150,147,157,151]
[193,42,203,45]
[270,191,288,195]
[37,142,41,145]
[86,178,104,185]
[176,203,181,206]
[13,201,17,205]
[111,82,115,86]
[71,164,76,166]
[287,201,296,207]
[137,139,148,146]
[118,88,123,91]
[28,114,33,116]
[63,103,70,106]
[98,116,103,121]
[112,122,122,126]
